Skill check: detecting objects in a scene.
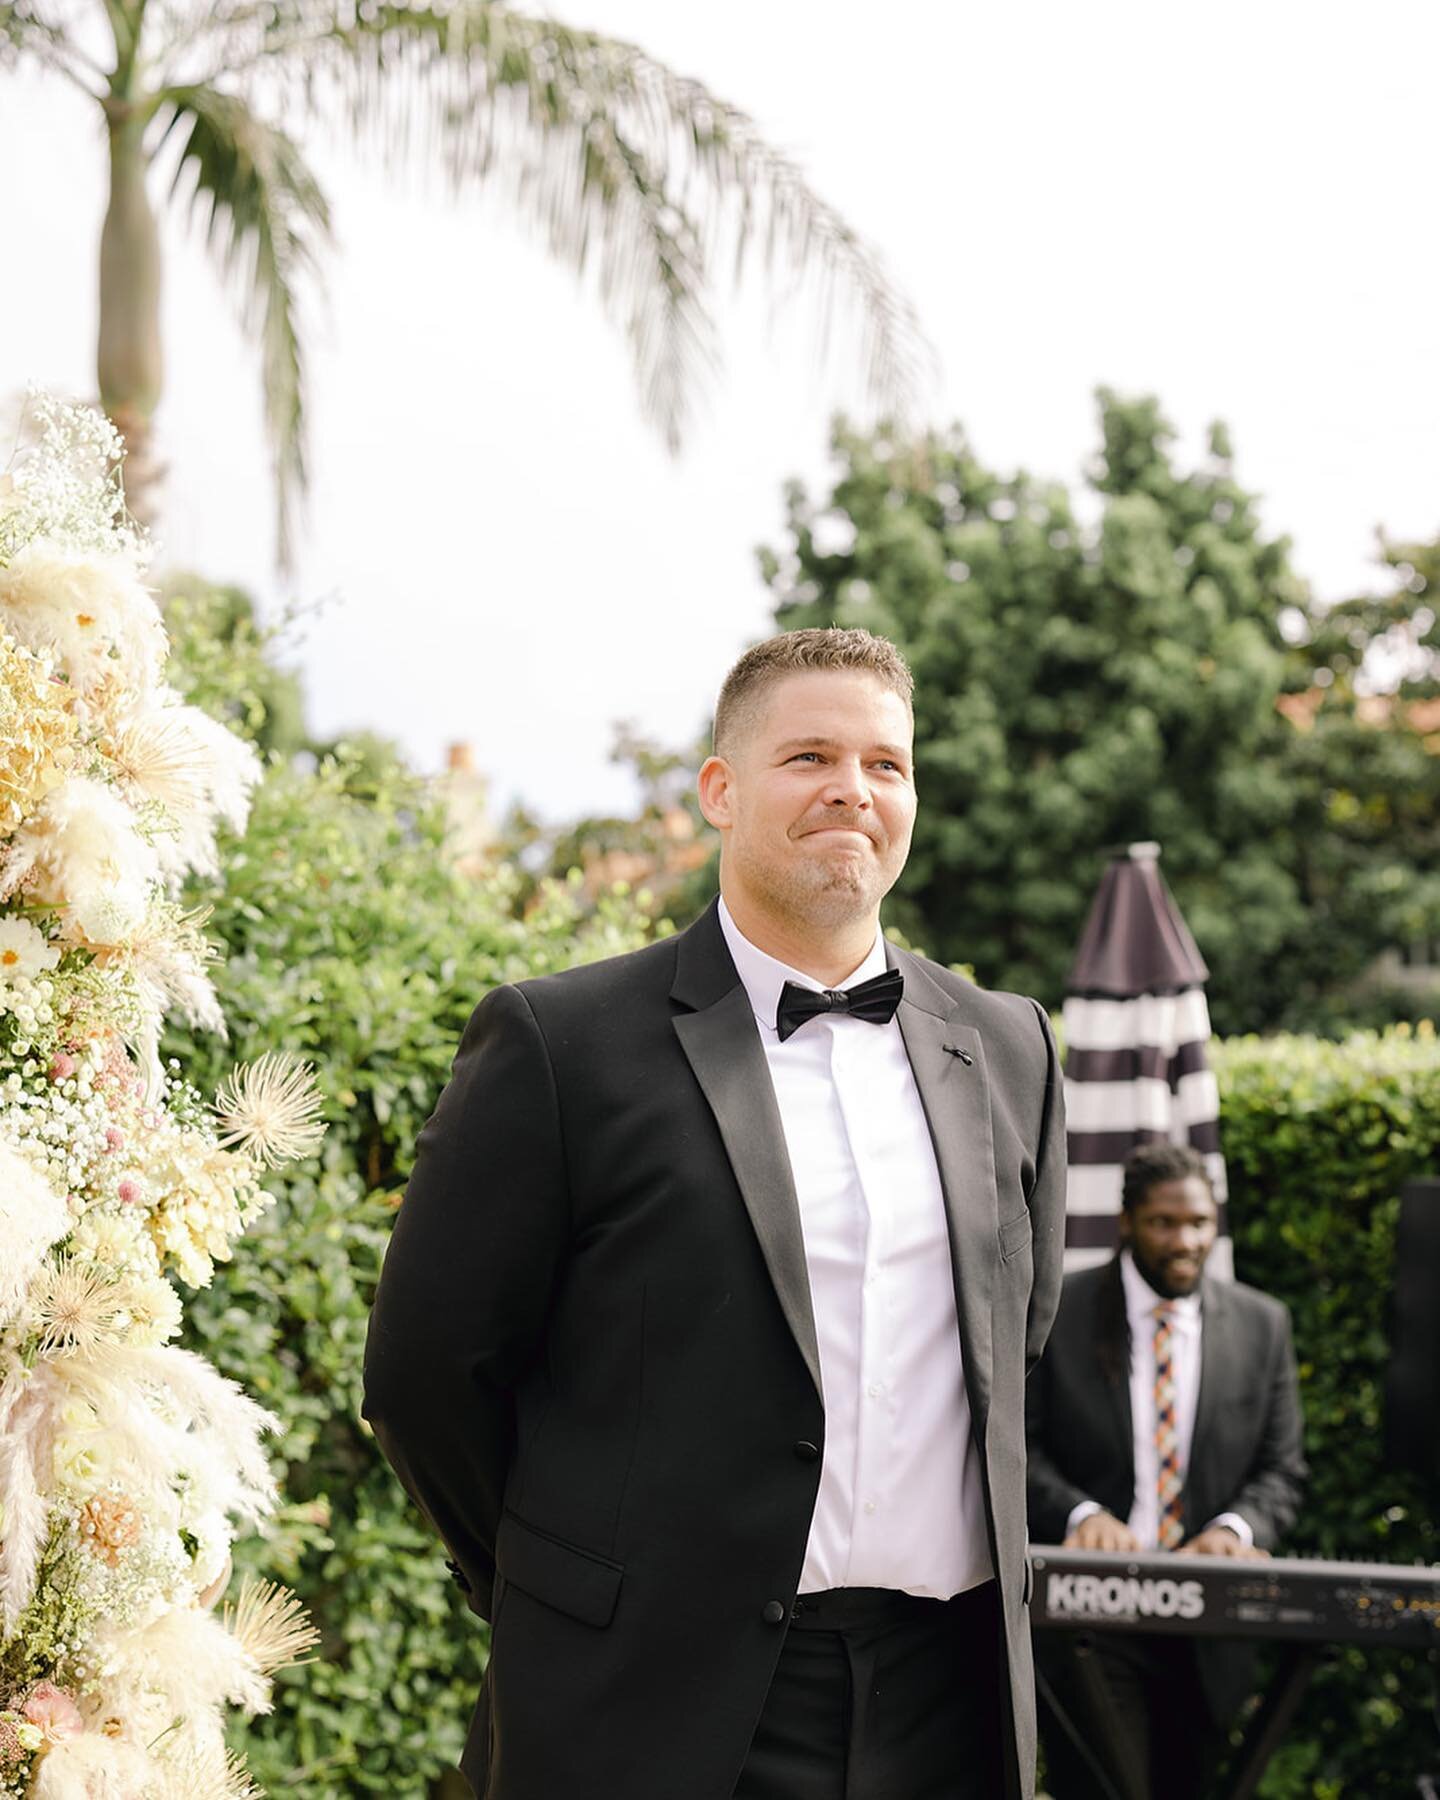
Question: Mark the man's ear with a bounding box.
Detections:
[1116,1209,1133,1247]
[697,755,734,831]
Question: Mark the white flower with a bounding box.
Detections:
[224,1577,320,1676]
[114,1272,184,1348]
[70,1206,161,1282]
[30,1258,123,1359]
[5,776,159,946]
[214,1054,325,1169]
[0,915,61,987]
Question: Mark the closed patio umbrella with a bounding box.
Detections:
[1060,842,1230,1274]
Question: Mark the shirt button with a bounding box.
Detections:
[867,1384,883,1399]
[793,1440,821,1462]
[863,1500,878,1516]
[762,1600,788,1625]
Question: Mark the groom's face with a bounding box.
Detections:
[699,668,917,931]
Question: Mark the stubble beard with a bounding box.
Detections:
[742,838,892,936]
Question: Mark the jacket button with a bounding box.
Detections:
[761,1600,787,1625]
[793,1440,820,1462]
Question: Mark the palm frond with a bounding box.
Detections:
[218,2,929,448]
[1,0,107,91]
[156,81,332,567]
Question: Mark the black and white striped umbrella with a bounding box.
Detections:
[1060,842,1230,1275]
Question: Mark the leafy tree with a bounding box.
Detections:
[1,0,925,558]
[762,393,1438,1033]
[1273,533,1440,1029]
[162,570,309,754]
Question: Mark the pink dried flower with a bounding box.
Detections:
[48,1052,76,1081]
[0,1714,25,1769]
[104,1127,124,1153]
[117,1179,139,1205]
[22,1682,83,1743]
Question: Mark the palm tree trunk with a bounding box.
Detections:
[98,103,165,528]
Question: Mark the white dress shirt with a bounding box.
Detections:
[1066,1249,1252,1548]
[718,898,991,1599]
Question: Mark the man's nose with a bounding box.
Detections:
[822,760,872,808]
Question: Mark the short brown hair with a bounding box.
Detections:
[713,628,914,759]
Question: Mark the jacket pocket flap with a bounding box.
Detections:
[496,1511,623,1629]
[999,1210,1032,1260]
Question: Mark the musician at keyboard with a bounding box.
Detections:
[1025,1144,1308,1800]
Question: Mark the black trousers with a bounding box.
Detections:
[1035,1632,1225,1800]
[733,1581,1005,1800]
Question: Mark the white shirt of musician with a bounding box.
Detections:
[1066,1249,1253,1548]
[718,899,992,1600]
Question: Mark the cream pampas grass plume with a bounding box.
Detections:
[0,541,166,697]
[4,775,159,945]
[0,1364,62,1630]
[55,1344,279,1527]
[215,1053,325,1169]
[94,1603,270,1718]
[107,697,262,884]
[0,1140,72,1321]
[28,1732,154,1799]
[149,1745,264,1800]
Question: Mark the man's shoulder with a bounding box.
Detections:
[1210,1274,1293,1335]
[1061,1259,1115,1295]
[507,930,681,1016]
[1056,1260,1115,1316]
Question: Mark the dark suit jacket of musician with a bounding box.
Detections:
[362,900,1068,1800]
[1025,1258,1307,1721]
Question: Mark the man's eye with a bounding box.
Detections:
[790,752,821,763]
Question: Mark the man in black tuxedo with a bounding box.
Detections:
[1026,1143,1307,1800]
[363,627,1067,1799]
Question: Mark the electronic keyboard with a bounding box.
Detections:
[1029,1544,1440,1647]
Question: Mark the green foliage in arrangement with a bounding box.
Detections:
[160,597,656,1796]
[1214,1028,1440,1797]
[761,393,1440,1034]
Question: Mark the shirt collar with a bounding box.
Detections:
[1120,1247,1202,1329]
[717,895,888,1037]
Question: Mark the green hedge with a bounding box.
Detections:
[1214,1028,1440,1796]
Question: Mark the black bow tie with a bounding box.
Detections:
[774,968,904,1043]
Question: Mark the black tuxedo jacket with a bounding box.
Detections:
[363,901,1067,1799]
[1025,1258,1307,1718]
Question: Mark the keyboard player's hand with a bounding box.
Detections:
[1064,1511,1141,1553]
[1176,1526,1269,1560]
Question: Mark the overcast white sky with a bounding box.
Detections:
[3,1,1438,821]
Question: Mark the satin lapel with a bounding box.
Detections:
[893,952,997,1430]
[672,982,823,1404]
